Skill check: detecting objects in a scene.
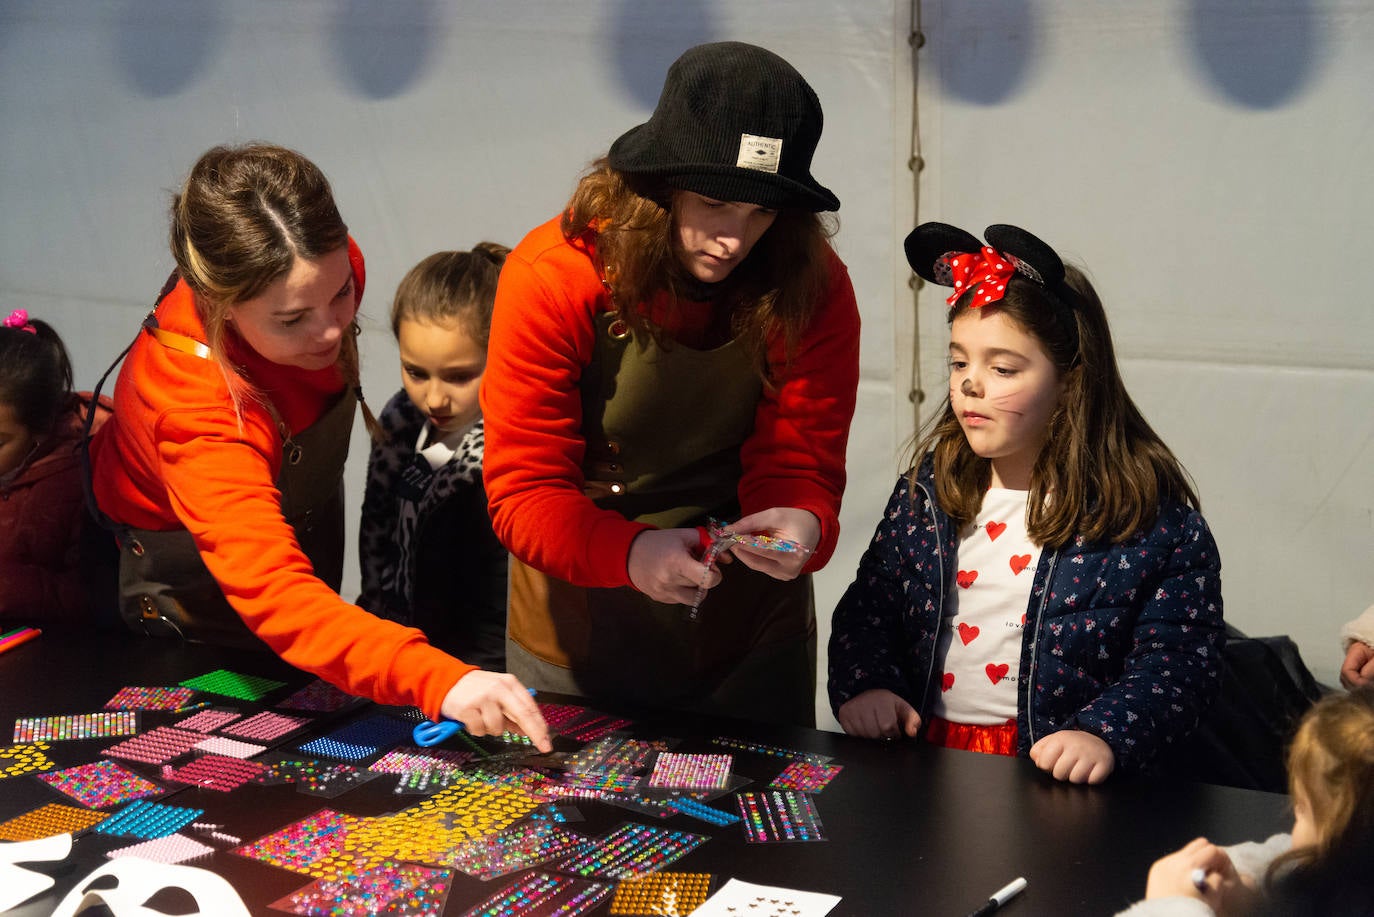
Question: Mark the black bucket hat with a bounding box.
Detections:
[608,41,840,213]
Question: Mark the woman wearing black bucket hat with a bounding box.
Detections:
[480,42,859,726]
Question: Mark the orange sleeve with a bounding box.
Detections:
[155,403,474,718]
[479,222,652,588]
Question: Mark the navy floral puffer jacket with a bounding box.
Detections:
[827,459,1225,770]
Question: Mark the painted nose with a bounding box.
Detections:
[961,376,980,397]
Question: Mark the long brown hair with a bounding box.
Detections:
[170,142,376,435]
[561,160,835,377]
[911,265,1199,547]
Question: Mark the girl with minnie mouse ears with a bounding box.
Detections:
[827,222,1225,784]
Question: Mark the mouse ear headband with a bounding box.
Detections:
[904,222,1081,320]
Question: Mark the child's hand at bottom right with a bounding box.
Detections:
[1143,837,1258,916]
[837,688,921,740]
[1029,729,1115,783]
[441,670,552,752]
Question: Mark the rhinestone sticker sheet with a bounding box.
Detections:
[94,799,205,839]
[458,871,611,917]
[105,832,215,864]
[271,857,454,917]
[104,686,196,711]
[179,669,286,702]
[162,753,266,792]
[0,801,108,840]
[13,711,139,743]
[608,872,716,916]
[102,726,204,765]
[221,710,309,741]
[38,760,163,808]
[554,822,708,880]
[0,741,54,779]
[770,760,843,793]
[736,790,827,843]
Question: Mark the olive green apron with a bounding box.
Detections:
[508,312,817,726]
[118,321,356,649]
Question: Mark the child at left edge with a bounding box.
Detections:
[357,245,510,672]
[0,309,118,629]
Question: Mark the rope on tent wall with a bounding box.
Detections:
[907,0,926,414]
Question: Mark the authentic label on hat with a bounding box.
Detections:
[736,133,782,173]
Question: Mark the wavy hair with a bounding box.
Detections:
[561,159,835,377]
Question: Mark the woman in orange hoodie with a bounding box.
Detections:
[90,143,548,747]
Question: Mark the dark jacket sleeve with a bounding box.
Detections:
[827,474,940,714]
[356,391,413,618]
[1069,506,1225,770]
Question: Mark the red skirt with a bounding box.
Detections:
[925,715,1018,756]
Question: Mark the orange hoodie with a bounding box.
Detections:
[90,242,473,718]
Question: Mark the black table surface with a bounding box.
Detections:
[0,633,1289,916]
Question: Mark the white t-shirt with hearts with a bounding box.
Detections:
[931,488,1040,725]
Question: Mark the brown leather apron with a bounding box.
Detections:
[508,312,817,725]
[118,321,356,649]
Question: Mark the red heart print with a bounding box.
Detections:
[957,569,978,589]
[957,622,979,645]
[941,672,955,692]
[986,663,1009,685]
[985,520,1006,541]
[1009,554,1032,575]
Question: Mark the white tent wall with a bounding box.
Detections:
[1,2,1368,732]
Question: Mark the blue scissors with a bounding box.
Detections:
[412,687,537,747]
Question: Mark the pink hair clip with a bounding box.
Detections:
[3,309,36,334]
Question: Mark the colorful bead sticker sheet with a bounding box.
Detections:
[270,858,454,917]
[645,752,733,790]
[13,711,139,743]
[369,746,473,775]
[664,794,741,826]
[162,753,265,792]
[563,735,674,776]
[93,799,204,839]
[38,760,163,808]
[710,736,833,765]
[173,708,243,732]
[554,822,708,880]
[179,669,285,702]
[0,741,54,779]
[276,679,358,713]
[220,710,309,741]
[102,726,204,765]
[561,714,634,744]
[297,714,411,761]
[458,871,611,917]
[104,686,195,711]
[0,802,107,840]
[736,791,827,844]
[609,872,716,916]
[106,832,215,864]
[253,757,378,798]
[233,808,359,876]
[447,820,591,880]
[770,760,843,793]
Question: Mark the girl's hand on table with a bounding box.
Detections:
[440,670,551,752]
[837,688,922,740]
[1029,728,1116,784]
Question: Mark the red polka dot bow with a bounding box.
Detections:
[943,246,1015,309]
